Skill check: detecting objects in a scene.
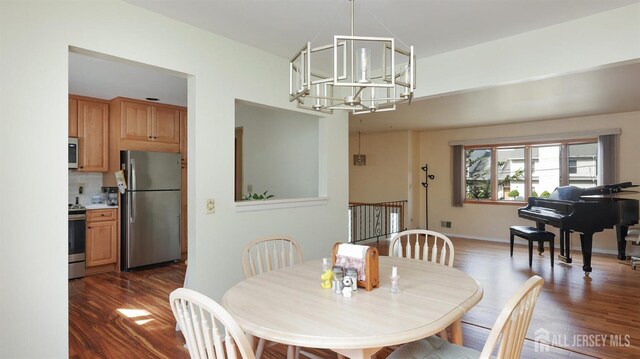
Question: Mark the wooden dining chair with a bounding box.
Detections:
[386,275,545,359]
[241,235,318,359]
[389,229,455,267]
[170,288,256,359]
[388,229,455,342]
[242,235,304,278]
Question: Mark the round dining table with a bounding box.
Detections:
[222,256,483,359]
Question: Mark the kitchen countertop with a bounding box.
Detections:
[84,204,119,210]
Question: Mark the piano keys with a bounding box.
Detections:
[518,182,639,275]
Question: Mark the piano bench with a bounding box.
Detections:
[510,226,555,267]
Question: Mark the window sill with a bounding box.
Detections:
[235,197,328,212]
[464,200,527,206]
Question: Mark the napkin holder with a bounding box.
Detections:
[331,242,379,291]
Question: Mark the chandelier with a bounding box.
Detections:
[289,0,415,114]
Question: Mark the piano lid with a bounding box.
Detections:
[548,182,638,201]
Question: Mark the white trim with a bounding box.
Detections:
[235,197,328,212]
[448,128,621,146]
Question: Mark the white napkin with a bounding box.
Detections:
[338,243,368,259]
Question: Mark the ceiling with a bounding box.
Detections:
[69,0,640,132]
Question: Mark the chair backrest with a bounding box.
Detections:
[480,275,544,359]
[242,235,304,278]
[388,229,455,267]
[170,288,256,359]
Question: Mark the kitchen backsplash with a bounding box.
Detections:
[69,171,103,205]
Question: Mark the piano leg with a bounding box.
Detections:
[616,225,629,260]
[558,229,572,264]
[580,232,594,275]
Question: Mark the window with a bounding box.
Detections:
[464,139,597,202]
[465,148,492,200]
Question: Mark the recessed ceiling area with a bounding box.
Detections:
[350,60,640,133]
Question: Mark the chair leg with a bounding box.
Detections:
[437,328,448,341]
[287,345,295,359]
[450,319,463,345]
[528,239,534,267]
[255,338,266,359]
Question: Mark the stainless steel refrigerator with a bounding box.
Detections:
[121,151,181,270]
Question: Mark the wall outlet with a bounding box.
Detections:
[247,184,253,193]
[441,220,452,228]
[205,198,215,214]
[78,185,84,194]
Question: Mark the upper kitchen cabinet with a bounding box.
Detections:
[69,97,78,137]
[69,95,109,172]
[114,98,180,153]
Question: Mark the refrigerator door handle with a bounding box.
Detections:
[130,158,136,191]
[129,192,136,223]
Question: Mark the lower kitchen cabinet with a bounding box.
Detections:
[86,208,118,271]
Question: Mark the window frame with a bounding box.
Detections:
[464,138,597,205]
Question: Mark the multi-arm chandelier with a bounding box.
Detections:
[289,0,415,114]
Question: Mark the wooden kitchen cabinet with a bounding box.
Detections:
[86,208,118,272]
[116,98,180,152]
[71,96,109,172]
[69,97,78,137]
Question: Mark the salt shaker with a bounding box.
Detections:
[332,266,344,294]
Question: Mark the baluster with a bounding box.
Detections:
[440,239,448,265]
[264,242,272,272]
[212,313,225,359]
[200,307,213,357]
[190,302,206,356]
[280,239,287,268]
[256,246,264,275]
[431,235,438,264]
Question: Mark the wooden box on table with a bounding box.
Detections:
[331,242,379,291]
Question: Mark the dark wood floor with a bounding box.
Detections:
[69,238,640,358]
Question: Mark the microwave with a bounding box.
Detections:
[69,137,79,169]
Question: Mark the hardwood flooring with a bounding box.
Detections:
[69,238,640,358]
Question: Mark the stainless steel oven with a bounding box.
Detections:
[69,208,86,279]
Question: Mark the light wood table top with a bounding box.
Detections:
[222,256,483,359]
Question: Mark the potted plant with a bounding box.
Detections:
[242,190,274,201]
[508,189,520,200]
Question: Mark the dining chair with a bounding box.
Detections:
[242,235,304,278]
[389,229,455,267]
[388,229,455,341]
[241,235,319,359]
[170,288,256,359]
[386,275,545,359]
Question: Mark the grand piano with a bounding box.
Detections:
[518,182,639,275]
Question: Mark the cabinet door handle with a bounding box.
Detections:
[87,226,92,229]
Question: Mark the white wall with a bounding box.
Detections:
[0,1,347,357]
[236,101,319,199]
[419,111,640,254]
[414,3,640,98]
